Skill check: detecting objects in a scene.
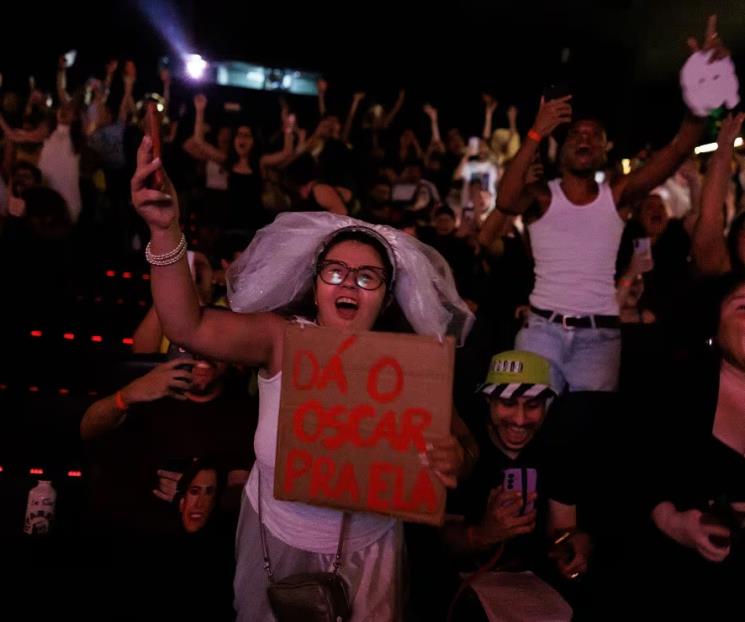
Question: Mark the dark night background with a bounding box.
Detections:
[0,3,743,614]
[2,0,744,155]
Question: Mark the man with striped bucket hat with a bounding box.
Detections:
[477,350,557,457]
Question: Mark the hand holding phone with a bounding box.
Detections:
[502,467,537,515]
[632,237,654,273]
[533,94,572,138]
[145,100,165,191]
[543,82,571,102]
[167,343,195,373]
[478,485,537,546]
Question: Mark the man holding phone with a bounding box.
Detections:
[479,16,732,392]
[441,350,589,618]
[80,355,257,536]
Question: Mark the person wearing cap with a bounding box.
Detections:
[441,350,590,620]
[131,136,475,621]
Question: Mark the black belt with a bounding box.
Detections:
[529,305,620,329]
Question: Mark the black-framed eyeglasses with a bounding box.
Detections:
[316,260,388,291]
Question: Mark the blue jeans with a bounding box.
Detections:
[515,312,621,392]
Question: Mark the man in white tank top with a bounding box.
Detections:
[480,91,708,392]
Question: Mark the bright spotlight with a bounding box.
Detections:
[185,54,207,80]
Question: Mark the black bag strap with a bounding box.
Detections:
[257,469,347,582]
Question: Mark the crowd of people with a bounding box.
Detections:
[1,13,745,622]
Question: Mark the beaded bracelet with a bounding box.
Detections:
[145,234,187,266]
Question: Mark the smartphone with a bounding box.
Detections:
[145,100,165,190]
[633,237,654,273]
[167,342,194,373]
[543,82,570,102]
[503,467,537,515]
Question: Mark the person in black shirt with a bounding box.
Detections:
[442,350,589,621]
[636,272,745,619]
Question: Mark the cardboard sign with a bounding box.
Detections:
[274,324,455,526]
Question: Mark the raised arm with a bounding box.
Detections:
[423,104,444,156]
[131,136,284,369]
[342,91,365,145]
[317,78,328,118]
[80,360,194,441]
[614,15,730,207]
[479,156,544,249]
[678,158,703,236]
[613,114,705,207]
[482,94,498,140]
[492,96,571,215]
[259,113,296,172]
[118,61,137,124]
[182,94,228,164]
[56,55,71,104]
[382,89,405,129]
[498,105,521,163]
[691,113,744,275]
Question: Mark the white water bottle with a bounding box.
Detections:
[23,480,57,535]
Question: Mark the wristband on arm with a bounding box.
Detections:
[114,390,129,412]
[527,128,542,143]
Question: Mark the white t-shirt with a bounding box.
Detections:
[246,369,396,554]
[205,159,229,191]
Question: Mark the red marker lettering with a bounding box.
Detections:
[368,462,394,512]
[408,467,438,513]
[292,350,319,390]
[330,462,361,503]
[310,456,336,498]
[292,400,324,443]
[317,335,356,395]
[397,407,432,452]
[367,356,404,404]
[284,448,312,494]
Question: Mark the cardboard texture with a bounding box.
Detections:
[274,324,455,525]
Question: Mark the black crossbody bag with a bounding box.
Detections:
[258,477,352,622]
